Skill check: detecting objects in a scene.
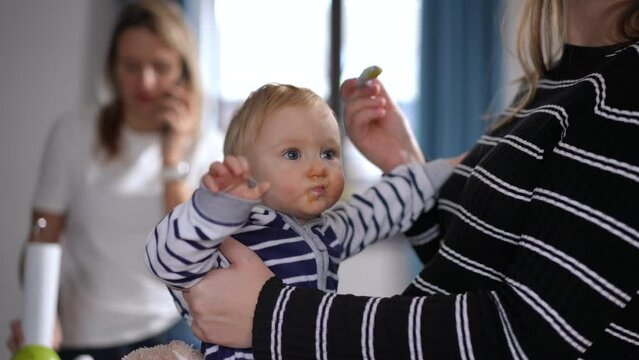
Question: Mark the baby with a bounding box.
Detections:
[145,83,453,359]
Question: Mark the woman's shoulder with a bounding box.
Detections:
[586,42,639,128]
[599,41,639,100]
[603,40,639,64]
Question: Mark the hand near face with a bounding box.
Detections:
[158,84,199,163]
[202,156,271,201]
[156,85,197,137]
[341,78,425,173]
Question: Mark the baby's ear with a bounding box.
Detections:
[255,180,271,198]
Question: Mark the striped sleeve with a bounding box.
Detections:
[405,209,443,264]
[144,187,258,289]
[253,278,518,360]
[326,159,452,259]
[254,232,637,360]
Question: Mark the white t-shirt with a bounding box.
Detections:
[33,106,224,347]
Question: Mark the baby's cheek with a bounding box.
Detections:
[279,183,306,203]
[329,176,345,201]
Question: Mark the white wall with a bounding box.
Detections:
[0,1,113,358]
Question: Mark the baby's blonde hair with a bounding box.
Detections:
[224,83,336,156]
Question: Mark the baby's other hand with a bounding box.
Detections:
[202,156,270,201]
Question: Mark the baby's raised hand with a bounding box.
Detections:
[202,156,270,201]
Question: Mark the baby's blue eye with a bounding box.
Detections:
[283,149,300,160]
[321,150,336,160]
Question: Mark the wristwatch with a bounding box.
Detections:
[161,161,190,182]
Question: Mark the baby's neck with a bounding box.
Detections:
[264,204,319,226]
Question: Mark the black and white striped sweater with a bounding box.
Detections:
[252,42,639,359]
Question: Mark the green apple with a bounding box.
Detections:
[12,345,60,360]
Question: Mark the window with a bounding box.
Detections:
[193,0,421,140]
[342,0,421,125]
[196,0,331,131]
[192,0,421,181]
[341,0,422,181]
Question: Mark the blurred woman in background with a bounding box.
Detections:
[7,1,223,359]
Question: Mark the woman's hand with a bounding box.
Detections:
[6,318,62,353]
[6,319,23,353]
[184,238,274,348]
[157,85,198,165]
[341,78,425,173]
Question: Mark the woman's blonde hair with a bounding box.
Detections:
[508,0,639,119]
[98,0,201,159]
[224,83,335,156]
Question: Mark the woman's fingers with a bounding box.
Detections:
[157,86,196,136]
[7,319,23,352]
[447,152,467,167]
[342,79,387,135]
[184,238,273,348]
[220,237,265,267]
[190,320,206,342]
[339,78,358,99]
[343,95,386,122]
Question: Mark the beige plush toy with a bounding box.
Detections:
[121,340,203,360]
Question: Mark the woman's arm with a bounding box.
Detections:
[10,112,77,353]
[185,112,639,358]
[188,227,636,360]
[183,239,512,358]
[341,78,425,173]
[184,238,274,348]
[19,211,65,281]
[27,211,65,244]
[159,85,200,213]
[341,78,465,262]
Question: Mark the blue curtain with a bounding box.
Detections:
[418,0,503,158]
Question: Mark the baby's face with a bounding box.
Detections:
[247,104,344,223]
